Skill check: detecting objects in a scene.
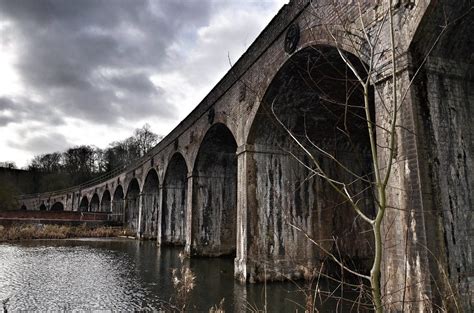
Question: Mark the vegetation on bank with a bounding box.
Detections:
[23,124,162,193]
[0,224,134,241]
[0,181,19,211]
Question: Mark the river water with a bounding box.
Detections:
[0,239,361,312]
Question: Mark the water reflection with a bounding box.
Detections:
[0,239,361,312]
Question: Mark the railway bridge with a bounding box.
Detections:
[18,1,473,311]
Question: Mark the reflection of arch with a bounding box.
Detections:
[112,185,124,222]
[192,123,237,256]
[141,169,159,238]
[162,153,188,245]
[125,178,140,232]
[79,196,89,212]
[39,203,47,211]
[101,190,111,212]
[20,204,27,210]
[50,202,64,211]
[90,193,100,212]
[247,45,374,277]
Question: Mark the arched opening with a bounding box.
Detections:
[246,46,375,279]
[141,169,159,239]
[162,153,188,245]
[39,203,46,211]
[79,196,89,212]
[125,178,140,233]
[50,202,64,211]
[90,194,100,212]
[408,8,474,308]
[20,204,27,210]
[101,190,111,212]
[112,185,124,222]
[192,123,237,256]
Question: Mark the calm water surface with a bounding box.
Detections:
[0,239,358,312]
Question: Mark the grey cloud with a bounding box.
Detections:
[0,0,211,130]
[0,96,65,127]
[0,116,14,127]
[0,97,15,111]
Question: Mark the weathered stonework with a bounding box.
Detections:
[18,1,473,311]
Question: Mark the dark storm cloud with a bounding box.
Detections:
[0,96,64,127]
[0,0,212,126]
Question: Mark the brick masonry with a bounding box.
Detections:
[16,1,473,311]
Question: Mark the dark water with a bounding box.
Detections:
[0,239,362,312]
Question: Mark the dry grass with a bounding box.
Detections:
[0,224,133,241]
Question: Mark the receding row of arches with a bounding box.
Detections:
[34,202,64,211]
[70,45,375,276]
[78,190,112,213]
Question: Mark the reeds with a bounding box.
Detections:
[0,224,132,241]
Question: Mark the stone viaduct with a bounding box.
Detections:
[17,0,473,311]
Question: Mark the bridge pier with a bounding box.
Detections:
[137,192,144,239]
[156,185,164,246]
[234,145,251,282]
[184,172,194,255]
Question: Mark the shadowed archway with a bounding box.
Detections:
[90,194,100,212]
[50,202,64,211]
[192,123,237,256]
[79,196,89,212]
[162,153,188,245]
[125,178,140,232]
[112,185,124,222]
[141,169,159,239]
[245,45,375,280]
[101,190,111,212]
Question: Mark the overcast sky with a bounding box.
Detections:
[0,0,287,168]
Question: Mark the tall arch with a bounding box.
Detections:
[112,185,124,222]
[50,202,64,211]
[39,203,46,211]
[192,123,237,256]
[403,6,474,310]
[125,178,140,233]
[245,45,375,279]
[79,196,89,212]
[20,204,27,210]
[101,190,111,212]
[162,153,188,245]
[90,193,100,212]
[141,169,159,239]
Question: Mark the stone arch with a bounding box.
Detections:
[79,196,89,212]
[39,203,46,211]
[192,123,238,256]
[101,190,111,212]
[50,202,64,211]
[112,185,124,222]
[20,204,27,210]
[162,152,188,245]
[245,45,375,280]
[125,178,141,233]
[141,169,159,239]
[189,121,239,172]
[407,4,474,310]
[90,193,100,212]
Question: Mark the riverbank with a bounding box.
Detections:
[0,224,134,241]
